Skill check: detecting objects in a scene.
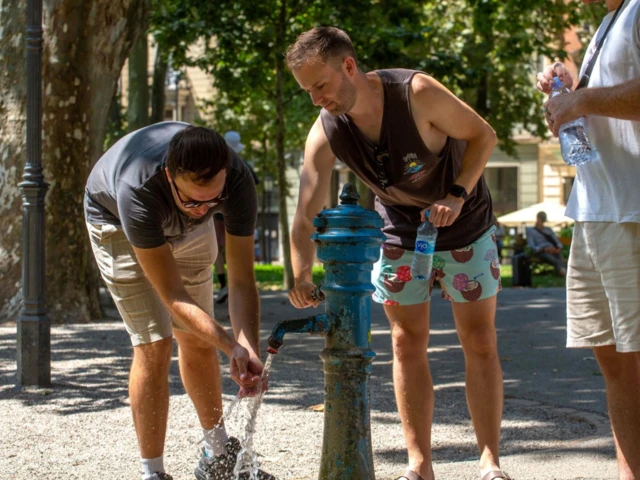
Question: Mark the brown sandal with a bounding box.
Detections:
[482,471,511,480]
[396,469,425,480]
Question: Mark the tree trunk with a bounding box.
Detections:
[0,0,149,323]
[150,40,168,124]
[275,0,294,289]
[471,0,494,118]
[0,0,28,321]
[260,137,268,264]
[128,33,149,131]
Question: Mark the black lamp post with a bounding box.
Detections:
[263,175,274,265]
[17,0,51,386]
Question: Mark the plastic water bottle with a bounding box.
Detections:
[550,77,598,166]
[411,212,438,281]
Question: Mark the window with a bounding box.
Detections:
[484,167,518,216]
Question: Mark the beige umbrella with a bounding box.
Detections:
[497,201,573,227]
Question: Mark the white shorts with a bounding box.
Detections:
[567,221,640,353]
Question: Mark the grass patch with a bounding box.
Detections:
[217,263,565,290]
[214,264,326,289]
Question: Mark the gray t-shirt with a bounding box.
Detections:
[85,121,257,249]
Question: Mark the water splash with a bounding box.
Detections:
[233,352,275,479]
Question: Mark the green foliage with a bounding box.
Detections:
[558,224,574,238]
[254,264,325,287]
[151,0,598,160]
[414,0,589,155]
[212,264,326,288]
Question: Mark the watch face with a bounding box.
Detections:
[450,184,467,198]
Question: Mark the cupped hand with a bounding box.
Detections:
[229,343,262,392]
[237,356,267,398]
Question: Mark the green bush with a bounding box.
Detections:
[215,263,564,290]
[218,264,325,288]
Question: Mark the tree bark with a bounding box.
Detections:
[150,40,168,124]
[0,0,149,323]
[275,0,294,289]
[128,33,149,131]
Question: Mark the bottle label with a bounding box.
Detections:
[415,239,435,255]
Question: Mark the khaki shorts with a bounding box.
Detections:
[567,221,640,353]
[87,219,218,346]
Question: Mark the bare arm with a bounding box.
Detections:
[132,243,255,387]
[225,232,260,356]
[538,64,640,136]
[547,79,640,134]
[289,116,336,308]
[410,74,497,227]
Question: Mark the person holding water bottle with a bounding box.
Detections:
[286,27,508,480]
[536,0,640,477]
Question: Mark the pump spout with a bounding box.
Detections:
[267,314,331,354]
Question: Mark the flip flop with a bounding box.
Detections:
[482,471,512,480]
[395,469,425,480]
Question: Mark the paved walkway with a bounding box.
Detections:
[0,287,617,479]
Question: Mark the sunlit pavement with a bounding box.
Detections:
[0,287,616,479]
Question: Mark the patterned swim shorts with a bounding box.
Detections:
[372,226,501,306]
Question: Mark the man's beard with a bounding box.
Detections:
[326,74,356,116]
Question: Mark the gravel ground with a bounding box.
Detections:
[0,289,617,479]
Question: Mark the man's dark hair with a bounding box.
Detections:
[166,126,229,184]
[537,211,547,222]
[285,26,358,71]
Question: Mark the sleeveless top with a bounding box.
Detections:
[320,68,495,251]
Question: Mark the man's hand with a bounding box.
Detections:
[238,356,267,398]
[536,62,574,94]
[289,280,321,309]
[426,195,464,228]
[536,62,583,136]
[229,343,261,393]
[543,246,561,254]
[543,91,586,137]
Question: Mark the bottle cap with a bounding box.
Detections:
[552,77,563,89]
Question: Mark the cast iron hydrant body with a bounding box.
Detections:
[315,185,385,480]
[267,184,385,479]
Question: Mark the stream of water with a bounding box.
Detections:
[232,352,275,479]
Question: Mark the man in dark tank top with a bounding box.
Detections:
[285,27,509,480]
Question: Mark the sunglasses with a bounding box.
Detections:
[169,175,228,209]
[374,146,392,189]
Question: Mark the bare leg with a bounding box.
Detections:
[385,302,435,480]
[129,336,173,458]
[593,346,640,480]
[452,296,503,476]
[174,330,224,430]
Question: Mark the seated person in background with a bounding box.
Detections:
[526,211,566,277]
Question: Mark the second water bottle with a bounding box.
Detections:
[550,77,598,166]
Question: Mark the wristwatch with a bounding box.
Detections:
[448,184,468,200]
